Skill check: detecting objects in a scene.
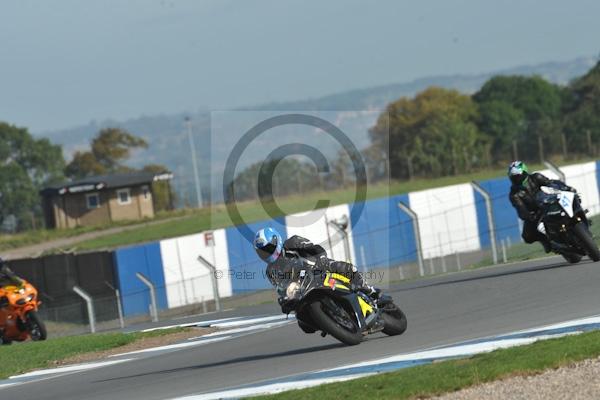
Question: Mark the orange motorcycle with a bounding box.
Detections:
[0,280,47,344]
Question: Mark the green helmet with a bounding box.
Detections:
[508,161,529,186]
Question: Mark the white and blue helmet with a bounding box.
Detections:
[254,227,283,263]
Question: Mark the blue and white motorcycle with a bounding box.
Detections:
[536,185,600,263]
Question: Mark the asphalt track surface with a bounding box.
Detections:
[6,256,600,400]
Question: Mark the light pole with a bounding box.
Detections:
[328,215,352,264]
[186,116,203,208]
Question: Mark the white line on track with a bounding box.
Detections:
[108,336,234,358]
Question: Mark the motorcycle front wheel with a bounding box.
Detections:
[309,299,362,346]
[572,223,600,262]
[562,252,583,264]
[381,302,408,336]
[27,311,47,341]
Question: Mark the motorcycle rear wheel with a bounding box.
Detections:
[309,300,362,346]
[27,311,47,341]
[572,223,600,262]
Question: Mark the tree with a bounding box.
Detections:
[562,61,600,156]
[0,122,65,231]
[370,87,486,180]
[226,158,321,203]
[473,75,563,162]
[65,128,147,179]
[142,164,175,212]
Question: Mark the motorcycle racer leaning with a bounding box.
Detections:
[253,227,379,316]
[508,160,577,253]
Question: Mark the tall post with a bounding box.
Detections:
[73,286,96,333]
[538,134,544,163]
[197,255,222,312]
[397,202,424,276]
[136,272,158,322]
[471,181,498,265]
[105,281,124,329]
[185,116,203,209]
[328,215,352,264]
[544,160,566,183]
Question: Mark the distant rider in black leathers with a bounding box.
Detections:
[508,161,576,253]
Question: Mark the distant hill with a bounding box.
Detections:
[36,56,597,206]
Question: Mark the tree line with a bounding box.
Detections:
[230,61,600,201]
[369,60,600,181]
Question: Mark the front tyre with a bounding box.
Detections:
[573,222,600,262]
[562,252,582,264]
[309,300,362,346]
[381,303,408,336]
[27,311,47,341]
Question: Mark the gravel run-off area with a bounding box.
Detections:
[433,356,600,400]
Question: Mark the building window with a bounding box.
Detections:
[117,188,131,205]
[86,193,100,209]
[141,185,150,201]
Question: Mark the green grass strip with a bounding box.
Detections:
[0,327,188,379]
[256,329,600,400]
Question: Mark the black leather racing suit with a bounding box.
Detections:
[509,172,575,248]
[265,235,370,313]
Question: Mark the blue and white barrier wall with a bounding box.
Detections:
[113,243,168,317]
[159,229,232,308]
[112,160,600,316]
[409,183,481,258]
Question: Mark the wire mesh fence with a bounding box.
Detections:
[33,166,600,336]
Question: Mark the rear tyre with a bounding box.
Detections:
[309,300,362,346]
[381,303,408,336]
[27,311,47,341]
[573,223,600,262]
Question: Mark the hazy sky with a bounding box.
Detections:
[1,0,600,133]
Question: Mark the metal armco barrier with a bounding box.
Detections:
[397,202,424,276]
[73,286,96,333]
[197,255,222,312]
[136,272,159,322]
[472,181,499,265]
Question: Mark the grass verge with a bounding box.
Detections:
[256,329,600,400]
[0,327,189,379]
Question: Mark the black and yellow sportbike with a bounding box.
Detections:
[281,270,407,345]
